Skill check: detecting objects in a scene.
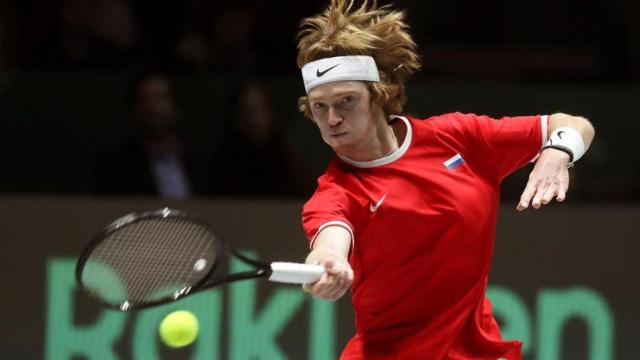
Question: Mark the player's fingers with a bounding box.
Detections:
[323,267,344,291]
[322,285,341,300]
[346,268,354,282]
[325,261,350,285]
[330,270,343,291]
[556,171,570,202]
[321,279,345,299]
[331,269,349,292]
[337,268,352,289]
[315,287,334,299]
[323,261,344,276]
[312,286,334,299]
[304,259,335,294]
[323,272,337,288]
[302,276,322,292]
[308,273,333,294]
[323,268,354,300]
[556,184,566,202]
[325,270,347,289]
[321,270,349,298]
[305,261,353,300]
[326,280,349,300]
[531,181,549,209]
[556,180,569,202]
[328,287,347,301]
[540,181,558,205]
[303,281,324,295]
[336,268,350,291]
[342,266,355,284]
[338,270,352,294]
[302,280,318,294]
[517,177,540,211]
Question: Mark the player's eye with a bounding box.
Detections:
[338,95,357,109]
[310,103,328,117]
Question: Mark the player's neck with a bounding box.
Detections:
[339,112,402,162]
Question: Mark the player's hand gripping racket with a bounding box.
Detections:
[76,208,324,311]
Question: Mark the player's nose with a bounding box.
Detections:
[327,107,343,127]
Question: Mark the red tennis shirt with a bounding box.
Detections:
[302,113,547,360]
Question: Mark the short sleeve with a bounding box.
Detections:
[444,113,547,179]
[302,177,355,250]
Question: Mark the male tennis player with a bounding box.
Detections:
[298,1,595,359]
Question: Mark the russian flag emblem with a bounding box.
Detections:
[444,153,464,170]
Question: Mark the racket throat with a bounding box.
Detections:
[230,249,267,268]
[205,269,270,288]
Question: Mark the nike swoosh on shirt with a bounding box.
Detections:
[316,63,340,77]
[369,194,387,212]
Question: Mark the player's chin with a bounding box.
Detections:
[325,134,352,150]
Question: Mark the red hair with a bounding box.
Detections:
[296,0,421,117]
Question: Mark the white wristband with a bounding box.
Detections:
[544,127,585,164]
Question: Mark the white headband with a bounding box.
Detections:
[301,55,380,93]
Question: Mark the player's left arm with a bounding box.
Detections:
[517,113,595,210]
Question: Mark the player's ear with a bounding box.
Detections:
[366,85,386,117]
[366,82,385,108]
[298,96,316,122]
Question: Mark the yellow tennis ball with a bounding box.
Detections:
[159,310,199,348]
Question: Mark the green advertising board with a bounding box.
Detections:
[0,197,635,359]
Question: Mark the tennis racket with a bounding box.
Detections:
[75,208,324,311]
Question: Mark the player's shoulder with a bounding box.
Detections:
[305,159,354,204]
[409,112,481,127]
[404,112,483,139]
[317,158,352,184]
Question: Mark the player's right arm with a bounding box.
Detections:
[303,226,353,300]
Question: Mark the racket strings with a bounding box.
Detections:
[136,219,210,301]
[102,219,210,302]
[83,216,218,306]
[172,227,214,293]
[127,218,192,301]
[116,219,180,302]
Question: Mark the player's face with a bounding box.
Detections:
[307,81,376,155]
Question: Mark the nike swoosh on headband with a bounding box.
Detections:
[316,63,340,77]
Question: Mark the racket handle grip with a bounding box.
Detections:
[269,262,325,284]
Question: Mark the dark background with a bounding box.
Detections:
[0,0,638,200]
[0,0,639,359]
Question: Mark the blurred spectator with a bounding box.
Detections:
[95,71,211,199]
[214,80,312,197]
[14,0,139,69]
[59,0,139,68]
[175,3,257,73]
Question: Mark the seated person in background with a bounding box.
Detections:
[214,79,312,197]
[95,71,211,199]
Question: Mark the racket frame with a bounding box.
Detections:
[75,208,274,311]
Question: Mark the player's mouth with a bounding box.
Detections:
[331,132,347,138]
